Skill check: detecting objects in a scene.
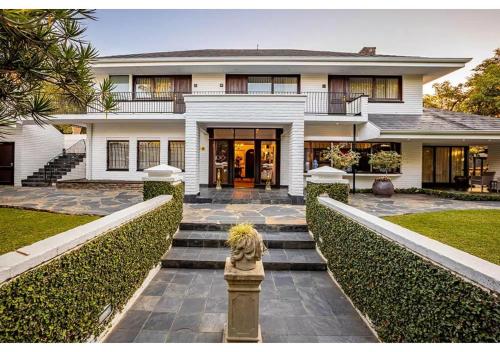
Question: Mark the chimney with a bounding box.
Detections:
[359,47,376,56]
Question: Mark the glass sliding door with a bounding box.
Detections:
[422,147,434,183]
[213,140,231,186]
[451,147,466,179]
[422,146,468,186]
[259,141,277,185]
[435,147,451,183]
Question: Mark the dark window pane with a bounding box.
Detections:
[213,129,234,139]
[169,141,185,171]
[256,129,276,139]
[107,141,129,170]
[234,129,254,139]
[138,141,160,171]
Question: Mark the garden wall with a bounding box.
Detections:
[307,195,500,342]
[0,183,184,342]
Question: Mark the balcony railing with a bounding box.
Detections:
[51,91,364,116]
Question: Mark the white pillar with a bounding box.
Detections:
[184,119,200,195]
[85,123,93,180]
[488,144,500,176]
[288,121,304,197]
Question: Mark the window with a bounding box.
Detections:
[248,76,272,93]
[109,75,129,93]
[230,75,299,94]
[134,76,173,100]
[107,141,129,171]
[304,142,401,173]
[333,76,402,101]
[137,141,160,171]
[169,141,185,171]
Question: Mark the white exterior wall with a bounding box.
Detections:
[280,131,289,186]
[487,144,500,176]
[60,159,86,181]
[2,124,64,186]
[88,122,185,181]
[289,121,305,196]
[192,73,225,92]
[63,134,86,149]
[199,129,209,185]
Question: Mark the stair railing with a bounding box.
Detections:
[44,139,86,185]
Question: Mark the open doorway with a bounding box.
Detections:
[234,140,255,188]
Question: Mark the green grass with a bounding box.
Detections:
[0,208,99,255]
[384,209,500,265]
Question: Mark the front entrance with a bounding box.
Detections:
[209,128,281,188]
[0,142,14,185]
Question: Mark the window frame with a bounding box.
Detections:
[226,74,301,94]
[136,140,161,172]
[132,75,192,101]
[168,140,185,172]
[106,140,130,171]
[329,75,403,103]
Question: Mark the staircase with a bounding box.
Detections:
[162,222,326,271]
[21,140,86,187]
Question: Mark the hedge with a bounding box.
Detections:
[352,187,500,201]
[307,195,500,342]
[0,182,184,342]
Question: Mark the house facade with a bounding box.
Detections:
[40,48,500,201]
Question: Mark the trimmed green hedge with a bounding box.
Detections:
[307,195,500,342]
[352,187,500,201]
[0,183,184,342]
[143,180,183,201]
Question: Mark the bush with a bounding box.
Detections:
[306,195,500,342]
[0,183,184,342]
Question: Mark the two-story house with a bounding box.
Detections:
[21,47,500,202]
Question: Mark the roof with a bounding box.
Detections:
[370,109,500,134]
[98,48,433,60]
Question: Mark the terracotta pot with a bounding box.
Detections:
[372,179,394,197]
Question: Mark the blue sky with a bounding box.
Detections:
[84,9,500,93]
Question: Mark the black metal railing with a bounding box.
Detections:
[51,91,365,116]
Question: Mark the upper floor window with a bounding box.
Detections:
[227,75,299,94]
[330,76,402,102]
[109,75,129,92]
[133,76,192,100]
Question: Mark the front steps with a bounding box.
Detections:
[21,153,85,187]
[162,223,326,271]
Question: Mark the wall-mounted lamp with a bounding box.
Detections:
[194,83,198,88]
[220,83,224,88]
[322,84,327,89]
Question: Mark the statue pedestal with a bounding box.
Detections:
[223,257,265,343]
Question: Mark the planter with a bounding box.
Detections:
[372,179,395,197]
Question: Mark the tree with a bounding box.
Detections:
[463,48,500,117]
[0,9,116,134]
[322,144,360,170]
[423,81,467,112]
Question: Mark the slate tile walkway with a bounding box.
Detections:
[198,186,293,204]
[349,193,500,217]
[0,186,142,216]
[104,268,377,343]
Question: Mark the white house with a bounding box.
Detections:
[20,47,500,201]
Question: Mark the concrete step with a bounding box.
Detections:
[161,247,326,271]
[180,222,308,233]
[173,230,315,249]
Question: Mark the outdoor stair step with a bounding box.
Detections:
[161,247,326,271]
[180,222,308,233]
[173,230,315,249]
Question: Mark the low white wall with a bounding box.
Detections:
[0,195,172,283]
[318,196,500,293]
[60,159,86,181]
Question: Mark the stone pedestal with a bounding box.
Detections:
[223,257,265,343]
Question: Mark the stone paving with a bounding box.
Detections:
[349,193,500,217]
[104,268,377,343]
[0,186,142,216]
[183,203,306,225]
[198,187,294,204]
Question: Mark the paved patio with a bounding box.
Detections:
[349,193,500,217]
[0,186,142,216]
[183,203,306,225]
[104,268,377,343]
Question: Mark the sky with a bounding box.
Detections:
[84,9,500,94]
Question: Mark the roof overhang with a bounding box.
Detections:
[92,56,471,83]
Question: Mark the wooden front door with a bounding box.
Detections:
[173,76,192,113]
[328,77,347,114]
[0,142,14,185]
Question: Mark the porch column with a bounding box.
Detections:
[184,119,200,196]
[288,121,304,198]
[487,144,500,176]
[85,123,93,180]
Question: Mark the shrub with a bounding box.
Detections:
[321,144,360,170]
[0,183,184,342]
[369,150,401,174]
[306,195,500,342]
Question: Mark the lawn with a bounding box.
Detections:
[384,209,500,265]
[0,208,99,255]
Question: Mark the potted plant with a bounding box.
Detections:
[369,150,402,197]
[322,144,360,171]
[227,223,265,271]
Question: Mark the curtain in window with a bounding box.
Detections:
[348,78,373,97]
[134,77,154,99]
[248,76,272,93]
[107,141,129,170]
[422,147,434,183]
[451,147,465,179]
[375,78,399,100]
[138,141,160,171]
[169,141,185,171]
[274,76,298,93]
[435,147,451,183]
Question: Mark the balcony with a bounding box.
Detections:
[51,91,366,116]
